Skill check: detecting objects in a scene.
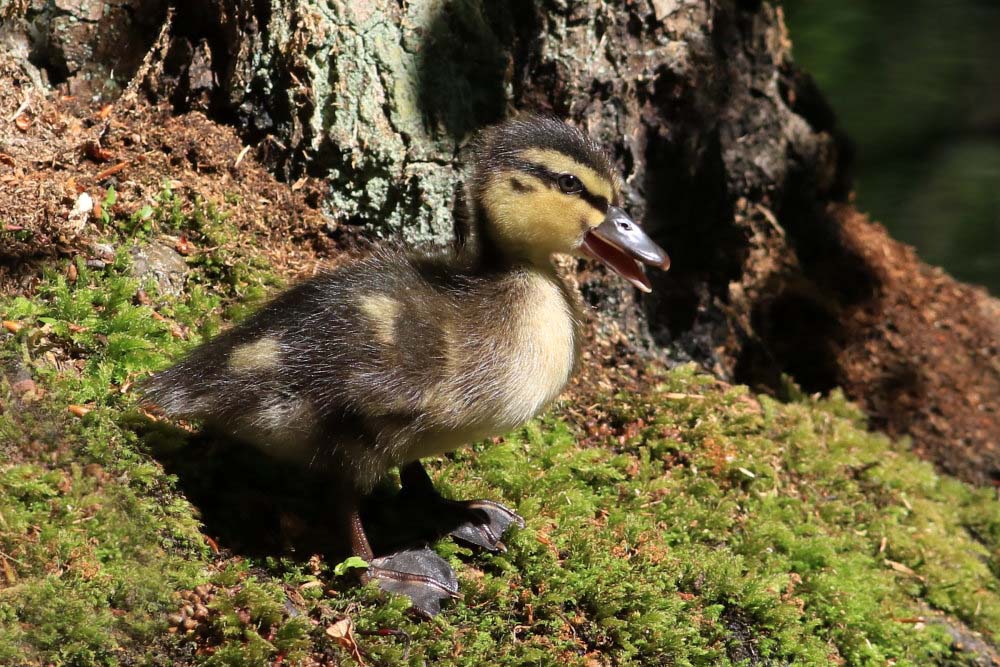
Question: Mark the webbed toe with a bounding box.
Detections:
[368,546,459,617]
[448,499,525,552]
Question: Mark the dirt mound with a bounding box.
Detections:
[833,205,1000,485]
[0,50,348,298]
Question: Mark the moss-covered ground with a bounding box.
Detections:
[2,191,999,666]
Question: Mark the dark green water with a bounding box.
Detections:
[782,0,1000,295]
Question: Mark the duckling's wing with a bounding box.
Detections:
[140,248,469,439]
[138,278,322,420]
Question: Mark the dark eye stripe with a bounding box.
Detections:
[514,160,609,213]
[579,189,609,213]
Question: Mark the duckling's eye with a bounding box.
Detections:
[557,173,584,194]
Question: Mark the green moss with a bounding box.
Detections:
[2,196,999,665]
[0,190,277,665]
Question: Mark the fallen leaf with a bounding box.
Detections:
[326,617,366,666]
[56,472,73,494]
[12,378,35,395]
[326,618,351,639]
[14,114,31,132]
[84,141,113,162]
[234,144,252,168]
[0,153,14,167]
[68,404,92,418]
[96,104,114,120]
[95,161,129,181]
[663,392,706,400]
[884,559,925,581]
[149,311,186,338]
[1,555,16,585]
[2,320,22,333]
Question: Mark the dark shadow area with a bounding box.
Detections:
[139,419,479,562]
[733,167,881,395]
[415,0,543,140]
[777,169,878,307]
[777,66,855,202]
[733,281,843,395]
[21,0,169,97]
[164,0,280,141]
[727,54,875,396]
[637,62,744,369]
[723,608,766,667]
[642,127,743,340]
[0,252,59,296]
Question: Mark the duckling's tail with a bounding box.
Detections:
[138,362,216,419]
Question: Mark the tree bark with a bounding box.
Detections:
[5,0,998,484]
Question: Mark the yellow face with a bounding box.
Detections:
[479,148,620,264]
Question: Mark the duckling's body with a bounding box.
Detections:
[147,250,579,490]
[143,116,669,616]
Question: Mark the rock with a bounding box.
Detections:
[90,243,115,261]
[650,0,679,21]
[12,378,36,396]
[53,0,103,22]
[130,241,188,297]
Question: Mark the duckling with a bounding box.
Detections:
[141,115,670,616]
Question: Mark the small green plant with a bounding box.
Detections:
[333,556,369,577]
[98,185,116,226]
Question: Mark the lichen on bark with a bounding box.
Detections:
[188,0,525,245]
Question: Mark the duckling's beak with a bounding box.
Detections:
[581,206,670,293]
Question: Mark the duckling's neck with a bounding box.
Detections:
[463,209,552,273]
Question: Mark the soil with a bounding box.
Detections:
[832,205,1000,485]
[0,49,353,299]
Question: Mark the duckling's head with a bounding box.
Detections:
[467,115,669,291]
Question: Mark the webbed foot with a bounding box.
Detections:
[443,498,525,552]
[399,461,525,552]
[368,546,459,618]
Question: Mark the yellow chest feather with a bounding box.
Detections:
[500,271,577,422]
[403,270,577,463]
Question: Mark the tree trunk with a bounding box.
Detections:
[6,0,999,484]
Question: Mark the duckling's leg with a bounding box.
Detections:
[346,502,459,618]
[399,461,525,552]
